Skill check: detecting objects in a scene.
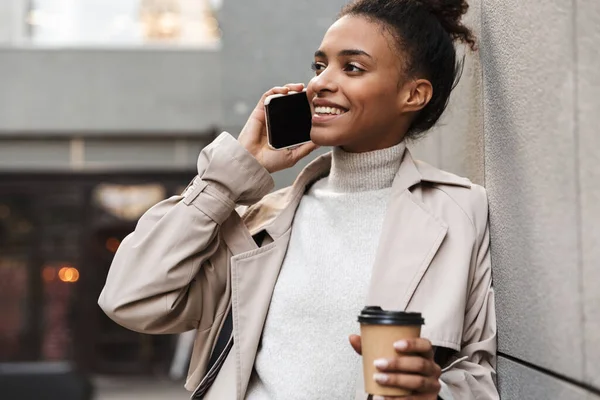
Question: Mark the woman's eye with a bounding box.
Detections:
[311,62,326,73]
[344,63,364,73]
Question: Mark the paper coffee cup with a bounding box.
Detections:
[358,306,425,397]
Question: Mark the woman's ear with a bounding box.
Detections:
[399,79,433,113]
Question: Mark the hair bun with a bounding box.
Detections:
[417,0,477,50]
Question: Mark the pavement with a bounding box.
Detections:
[93,376,190,400]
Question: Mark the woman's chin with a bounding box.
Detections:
[310,129,346,148]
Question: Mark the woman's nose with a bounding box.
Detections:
[309,70,338,95]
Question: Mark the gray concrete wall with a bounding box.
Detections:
[219,0,600,398]
[578,0,600,391]
[483,0,583,381]
[498,357,592,400]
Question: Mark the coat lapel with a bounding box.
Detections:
[355,150,450,400]
[229,154,333,399]
[366,190,448,310]
[353,188,449,400]
[230,230,291,400]
[366,151,448,311]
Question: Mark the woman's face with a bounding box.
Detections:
[307,15,412,153]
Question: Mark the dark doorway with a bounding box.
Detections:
[0,171,194,377]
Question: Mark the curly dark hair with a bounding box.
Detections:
[339,0,477,139]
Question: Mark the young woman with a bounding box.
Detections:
[99,0,498,399]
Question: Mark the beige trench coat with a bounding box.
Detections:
[99,132,498,400]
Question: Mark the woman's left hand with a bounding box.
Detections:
[349,335,442,400]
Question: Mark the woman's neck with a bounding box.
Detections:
[325,141,406,193]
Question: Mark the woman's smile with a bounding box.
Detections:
[312,111,347,124]
[312,99,349,124]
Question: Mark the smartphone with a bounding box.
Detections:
[265,89,313,150]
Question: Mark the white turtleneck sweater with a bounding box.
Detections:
[245,142,406,400]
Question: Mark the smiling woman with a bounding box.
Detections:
[99,1,498,400]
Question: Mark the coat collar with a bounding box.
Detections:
[243,147,471,238]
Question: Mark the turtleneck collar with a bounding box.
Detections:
[323,141,407,193]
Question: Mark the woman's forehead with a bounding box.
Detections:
[317,16,398,66]
[319,17,390,54]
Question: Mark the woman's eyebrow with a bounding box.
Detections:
[338,49,372,59]
[314,49,373,59]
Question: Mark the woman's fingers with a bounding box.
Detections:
[366,338,439,399]
[393,338,435,360]
[277,142,319,170]
[264,83,303,100]
[253,84,305,117]
[373,372,441,393]
[289,142,319,161]
[260,86,290,104]
[349,334,362,355]
[374,356,441,378]
[256,86,291,109]
[284,83,305,92]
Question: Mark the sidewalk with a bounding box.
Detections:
[93,376,190,400]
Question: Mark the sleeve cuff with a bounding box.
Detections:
[197,132,274,203]
[183,132,274,224]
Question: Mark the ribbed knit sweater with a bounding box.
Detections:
[245,141,406,400]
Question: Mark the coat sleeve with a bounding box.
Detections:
[98,132,274,334]
[439,185,499,400]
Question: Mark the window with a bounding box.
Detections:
[25,0,221,47]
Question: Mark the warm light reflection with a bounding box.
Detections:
[106,238,121,253]
[58,267,80,283]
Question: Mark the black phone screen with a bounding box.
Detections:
[266,92,313,149]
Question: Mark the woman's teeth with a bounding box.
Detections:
[314,106,346,115]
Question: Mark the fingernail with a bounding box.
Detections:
[374,358,389,369]
[394,340,408,350]
[373,373,388,383]
[373,397,385,400]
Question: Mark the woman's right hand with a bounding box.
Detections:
[238,83,319,174]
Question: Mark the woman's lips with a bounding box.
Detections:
[312,112,346,124]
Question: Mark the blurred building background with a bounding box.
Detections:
[0,0,599,399]
[0,0,221,398]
